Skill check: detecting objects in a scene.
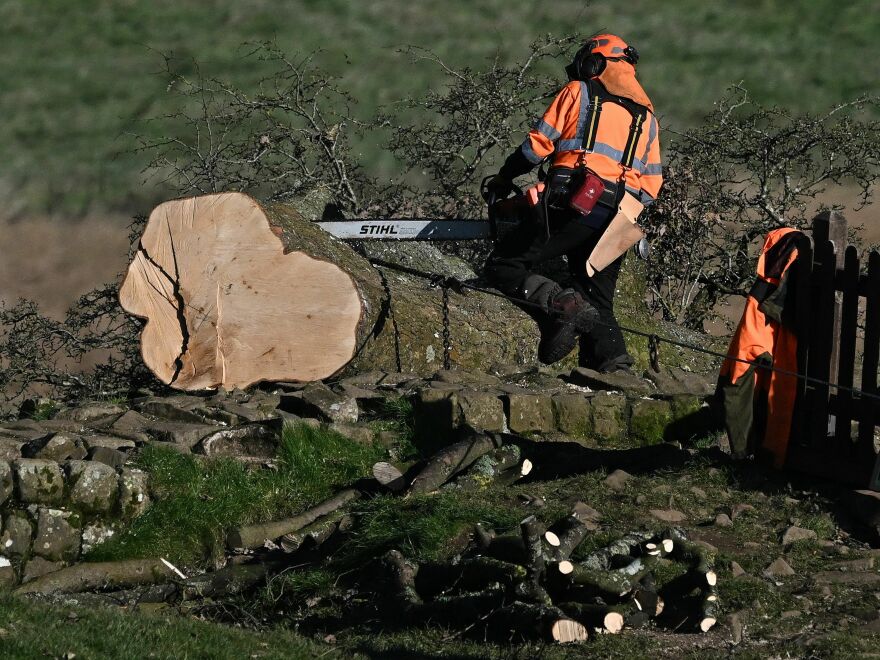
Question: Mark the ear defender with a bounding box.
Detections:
[566,37,639,81]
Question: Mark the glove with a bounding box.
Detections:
[485,174,514,200]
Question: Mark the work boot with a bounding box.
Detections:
[596,353,636,375]
[537,288,600,365]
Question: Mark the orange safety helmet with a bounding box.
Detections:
[566,33,640,81]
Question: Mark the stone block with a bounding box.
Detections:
[87,446,128,470]
[278,383,358,424]
[119,469,151,519]
[208,401,278,424]
[22,556,64,584]
[66,461,118,513]
[457,390,505,432]
[33,508,80,562]
[83,435,136,451]
[337,385,386,417]
[328,423,376,445]
[14,459,65,505]
[567,367,655,396]
[81,522,116,554]
[552,394,593,439]
[0,437,24,461]
[109,410,151,436]
[431,370,503,389]
[54,402,127,424]
[0,560,15,589]
[504,392,555,434]
[194,423,279,458]
[645,367,714,397]
[22,433,87,462]
[629,399,673,446]
[1,513,33,556]
[146,421,218,449]
[590,392,627,443]
[413,387,458,447]
[338,371,392,388]
[0,460,13,506]
[136,399,209,424]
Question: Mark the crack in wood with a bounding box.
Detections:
[136,221,191,384]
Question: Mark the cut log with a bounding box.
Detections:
[410,585,507,626]
[486,603,588,644]
[381,549,422,615]
[699,588,719,632]
[669,536,716,586]
[556,562,634,598]
[544,514,590,560]
[414,557,528,598]
[446,445,523,490]
[558,602,625,634]
[579,531,654,570]
[473,523,496,550]
[226,488,359,550]
[408,432,502,495]
[120,192,539,391]
[279,512,353,553]
[478,532,527,565]
[180,562,276,600]
[521,515,546,579]
[14,559,174,595]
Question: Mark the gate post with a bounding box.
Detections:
[812,211,847,392]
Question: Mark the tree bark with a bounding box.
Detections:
[121,192,538,390]
[407,432,502,495]
[226,488,360,550]
[15,559,175,596]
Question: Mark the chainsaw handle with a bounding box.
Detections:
[481,176,523,243]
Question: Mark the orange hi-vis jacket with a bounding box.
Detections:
[520,72,662,205]
[719,228,804,468]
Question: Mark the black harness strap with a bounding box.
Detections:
[580,80,649,171]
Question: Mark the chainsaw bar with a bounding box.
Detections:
[315,219,502,241]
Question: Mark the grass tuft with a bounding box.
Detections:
[90,422,384,565]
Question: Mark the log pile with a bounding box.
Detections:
[375,512,719,643]
[214,431,719,644]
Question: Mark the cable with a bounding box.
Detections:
[368,257,880,405]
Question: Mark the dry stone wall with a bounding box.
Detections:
[0,363,716,589]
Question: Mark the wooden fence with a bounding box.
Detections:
[785,212,880,489]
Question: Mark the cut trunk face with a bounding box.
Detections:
[120,193,362,390]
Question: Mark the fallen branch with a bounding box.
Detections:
[279,512,354,553]
[226,488,360,550]
[15,559,175,596]
[408,432,503,495]
[415,557,527,599]
[180,562,277,600]
[544,514,590,561]
[558,602,625,634]
[486,602,588,644]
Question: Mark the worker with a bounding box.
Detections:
[484,34,662,371]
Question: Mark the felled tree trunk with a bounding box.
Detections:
[120,192,538,391]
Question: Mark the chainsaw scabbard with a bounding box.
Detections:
[585,192,646,277]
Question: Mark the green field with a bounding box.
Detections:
[1,0,878,217]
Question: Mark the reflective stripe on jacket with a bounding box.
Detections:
[719,228,803,468]
[519,80,662,205]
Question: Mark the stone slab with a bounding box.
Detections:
[14,459,65,505]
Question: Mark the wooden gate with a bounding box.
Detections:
[785,212,880,489]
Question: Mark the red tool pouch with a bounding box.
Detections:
[569,171,606,216]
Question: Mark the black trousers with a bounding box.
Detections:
[484,204,630,370]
